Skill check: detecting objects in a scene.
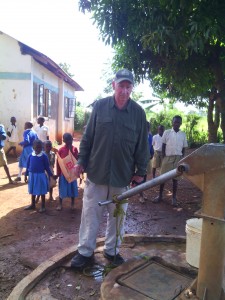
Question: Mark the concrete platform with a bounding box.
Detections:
[7,235,198,300]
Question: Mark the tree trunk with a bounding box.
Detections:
[207,93,220,143]
[219,90,225,143]
[209,47,225,143]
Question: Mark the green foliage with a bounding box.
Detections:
[148,109,184,135]
[79,0,225,141]
[59,62,74,78]
[149,112,172,135]
[184,114,201,146]
[183,113,208,148]
[148,110,209,148]
[74,107,91,131]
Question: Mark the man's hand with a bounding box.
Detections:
[130,175,146,187]
[24,176,28,183]
[74,164,84,178]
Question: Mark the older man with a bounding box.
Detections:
[71,69,149,268]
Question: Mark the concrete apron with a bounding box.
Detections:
[8,235,198,300]
[101,252,195,300]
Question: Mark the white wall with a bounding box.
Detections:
[0,32,33,142]
[0,32,77,147]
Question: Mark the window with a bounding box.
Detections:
[45,89,52,117]
[65,97,76,118]
[38,84,44,116]
[38,85,52,117]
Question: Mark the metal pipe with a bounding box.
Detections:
[98,166,186,206]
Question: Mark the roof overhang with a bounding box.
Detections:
[19,42,84,91]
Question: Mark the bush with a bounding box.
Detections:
[74,107,91,131]
[149,111,209,148]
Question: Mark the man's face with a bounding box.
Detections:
[172,118,182,131]
[112,80,133,109]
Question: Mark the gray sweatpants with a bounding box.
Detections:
[77,178,128,256]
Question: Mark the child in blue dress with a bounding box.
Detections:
[35,140,56,203]
[24,139,53,213]
[15,121,38,181]
[56,133,78,211]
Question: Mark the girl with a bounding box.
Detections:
[56,133,78,211]
[36,140,56,203]
[24,139,53,212]
[15,121,38,181]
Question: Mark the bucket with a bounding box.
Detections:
[185,218,203,268]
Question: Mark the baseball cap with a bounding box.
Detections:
[114,69,134,84]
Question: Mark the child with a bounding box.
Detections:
[36,140,56,202]
[56,133,78,211]
[152,125,165,178]
[0,124,13,184]
[24,139,53,212]
[15,121,38,182]
[6,117,19,158]
[35,116,49,142]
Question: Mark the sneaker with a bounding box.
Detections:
[71,252,94,269]
[103,250,125,266]
[14,177,21,182]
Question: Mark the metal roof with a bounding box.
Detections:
[18,42,84,91]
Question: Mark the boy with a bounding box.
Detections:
[6,116,19,158]
[153,116,188,206]
[152,125,165,178]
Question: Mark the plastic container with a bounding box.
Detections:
[185,218,203,268]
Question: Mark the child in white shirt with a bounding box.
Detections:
[6,117,19,158]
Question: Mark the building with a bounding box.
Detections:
[0,31,83,150]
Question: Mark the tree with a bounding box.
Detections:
[79,0,225,142]
[59,62,74,78]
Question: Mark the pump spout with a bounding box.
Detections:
[98,166,187,206]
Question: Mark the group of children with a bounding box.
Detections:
[0,116,79,213]
[24,133,78,213]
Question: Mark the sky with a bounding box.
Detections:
[0,0,117,105]
[0,0,197,112]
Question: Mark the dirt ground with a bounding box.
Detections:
[0,143,202,299]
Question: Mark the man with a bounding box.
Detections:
[0,124,13,184]
[71,69,149,268]
[152,125,165,178]
[153,116,188,206]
